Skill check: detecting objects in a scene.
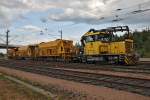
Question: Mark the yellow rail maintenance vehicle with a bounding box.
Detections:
[15,46,29,59]
[8,39,75,62]
[81,26,139,65]
[37,39,74,61]
[8,45,39,60]
[8,48,18,59]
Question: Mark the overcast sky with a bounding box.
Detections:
[0,0,150,52]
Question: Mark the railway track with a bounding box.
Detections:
[1,60,150,75]
[0,60,150,96]
[1,59,150,75]
[86,64,150,74]
[59,63,150,74]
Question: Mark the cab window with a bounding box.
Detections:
[85,35,95,43]
[95,34,110,42]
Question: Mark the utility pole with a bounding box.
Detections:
[6,29,10,58]
[59,30,63,40]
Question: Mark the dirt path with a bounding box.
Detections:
[0,66,150,100]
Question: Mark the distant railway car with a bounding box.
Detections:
[27,44,39,59]
[81,26,139,65]
[8,39,75,61]
[37,39,74,61]
[8,48,18,59]
[15,46,29,59]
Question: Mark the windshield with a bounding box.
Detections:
[83,34,110,43]
[85,35,95,42]
[95,34,110,42]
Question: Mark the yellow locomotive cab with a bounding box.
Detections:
[81,26,138,65]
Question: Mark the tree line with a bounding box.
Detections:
[133,29,150,57]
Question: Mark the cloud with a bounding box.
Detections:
[0,0,150,28]
[0,0,28,28]
[48,0,118,24]
[47,0,150,24]
[17,25,42,33]
[10,27,44,46]
[0,0,57,28]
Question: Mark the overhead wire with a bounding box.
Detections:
[0,34,6,43]
[8,0,150,44]
[89,0,150,23]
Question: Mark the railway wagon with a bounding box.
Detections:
[81,26,139,65]
[15,46,29,59]
[37,39,74,61]
[8,45,39,59]
[8,39,75,61]
[8,48,18,59]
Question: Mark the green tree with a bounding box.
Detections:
[133,30,150,57]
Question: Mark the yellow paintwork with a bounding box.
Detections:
[8,48,17,58]
[84,41,127,56]
[37,39,74,59]
[9,39,74,60]
[16,46,29,57]
[38,40,61,57]
[82,29,134,57]
[83,31,106,36]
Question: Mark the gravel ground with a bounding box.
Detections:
[140,58,150,62]
[0,66,150,100]
[55,67,150,80]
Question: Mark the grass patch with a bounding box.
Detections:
[0,74,50,100]
[0,74,7,80]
